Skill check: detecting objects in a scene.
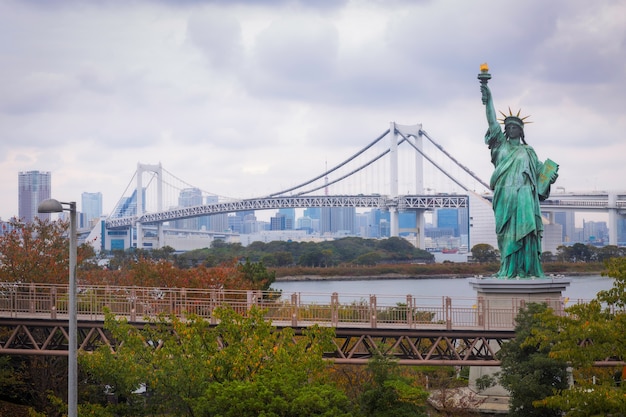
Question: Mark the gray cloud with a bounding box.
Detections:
[0,0,624,219]
[244,15,340,99]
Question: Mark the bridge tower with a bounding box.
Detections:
[608,192,619,246]
[135,163,163,249]
[391,123,425,247]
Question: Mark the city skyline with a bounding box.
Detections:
[5,167,612,233]
[1,1,625,221]
[5,170,618,251]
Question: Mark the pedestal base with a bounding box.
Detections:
[469,276,572,324]
[466,277,572,406]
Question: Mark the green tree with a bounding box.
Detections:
[530,257,626,416]
[497,303,569,417]
[81,307,351,416]
[355,251,383,266]
[359,353,428,417]
[568,243,596,262]
[376,237,415,258]
[274,250,294,266]
[596,245,626,262]
[541,251,554,263]
[299,247,325,267]
[237,258,276,289]
[555,245,571,262]
[470,243,498,263]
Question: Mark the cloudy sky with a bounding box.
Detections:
[1,0,625,221]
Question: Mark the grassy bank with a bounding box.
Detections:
[272,262,606,280]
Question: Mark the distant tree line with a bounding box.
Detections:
[134,236,436,269]
[470,242,626,264]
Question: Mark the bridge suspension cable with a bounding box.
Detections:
[109,172,138,218]
[269,129,391,197]
[161,167,238,202]
[419,129,491,190]
[397,130,470,192]
[294,139,408,196]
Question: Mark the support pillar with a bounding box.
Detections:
[466,277,571,404]
[608,192,618,246]
[389,122,399,237]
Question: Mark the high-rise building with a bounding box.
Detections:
[176,188,203,230]
[437,209,460,236]
[204,195,229,232]
[18,171,51,223]
[81,192,103,228]
[583,220,609,244]
[278,208,295,230]
[365,209,390,238]
[553,211,575,243]
[320,207,356,235]
[617,217,626,246]
[270,213,287,231]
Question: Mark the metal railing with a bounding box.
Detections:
[0,282,567,330]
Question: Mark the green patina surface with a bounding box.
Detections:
[478,65,558,279]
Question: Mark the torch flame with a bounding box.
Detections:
[480,63,489,73]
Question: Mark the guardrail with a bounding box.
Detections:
[0,282,566,330]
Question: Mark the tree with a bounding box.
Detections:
[81,307,352,416]
[563,243,596,262]
[0,218,95,284]
[596,245,626,262]
[530,257,626,416]
[497,303,569,417]
[358,352,429,417]
[470,243,498,263]
[274,250,294,266]
[299,247,325,267]
[237,258,276,290]
[355,251,383,266]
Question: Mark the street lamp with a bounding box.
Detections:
[38,199,77,417]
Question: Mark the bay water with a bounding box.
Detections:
[271,275,614,306]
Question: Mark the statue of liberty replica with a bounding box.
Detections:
[478,64,559,279]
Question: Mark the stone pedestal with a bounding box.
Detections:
[466,277,572,404]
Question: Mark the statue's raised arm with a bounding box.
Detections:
[481,84,499,131]
[478,64,499,135]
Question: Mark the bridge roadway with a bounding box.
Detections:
[106,194,469,229]
[2,282,622,367]
[106,192,626,230]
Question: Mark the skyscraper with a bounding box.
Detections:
[278,208,295,230]
[18,171,51,223]
[320,207,356,235]
[176,188,203,230]
[81,192,103,228]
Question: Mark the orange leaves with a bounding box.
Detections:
[0,218,70,284]
[78,257,271,291]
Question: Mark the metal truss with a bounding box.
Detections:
[0,318,507,365]
[0,319,110,356]
[106,194,469,229]
[329,328,512,366]
[1,319,622,367]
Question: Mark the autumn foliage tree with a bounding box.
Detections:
[81,257,275,291]
[0,218,95,284]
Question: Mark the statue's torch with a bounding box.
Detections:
[478,62,491,104]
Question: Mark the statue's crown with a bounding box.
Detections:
[498,107,531,128]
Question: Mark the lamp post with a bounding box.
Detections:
[38,199,77,417]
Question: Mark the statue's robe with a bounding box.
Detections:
[485,125,549,278]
